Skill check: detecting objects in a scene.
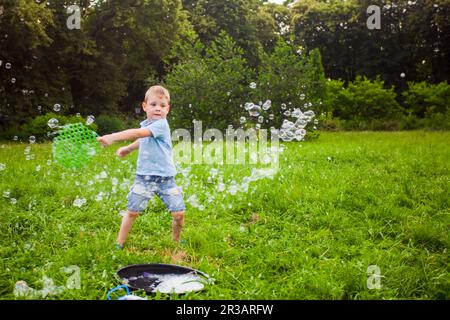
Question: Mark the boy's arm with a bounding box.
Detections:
[116,139,140,158]
[97,128,151,146]
[127,139,140,152]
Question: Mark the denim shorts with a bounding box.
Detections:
[127,175,186,213]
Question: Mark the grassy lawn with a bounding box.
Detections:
[0,131,448,299]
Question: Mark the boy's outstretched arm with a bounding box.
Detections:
[97,128,151,146]
[116,139,140,158]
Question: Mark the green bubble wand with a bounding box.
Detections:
[52,123,101,169]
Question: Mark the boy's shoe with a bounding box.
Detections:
[115,243,124,250]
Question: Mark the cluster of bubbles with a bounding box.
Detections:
[181,163,278,212]
[278,109,316,141]
[241,88,317,141]
[3,189,17,205]
[14,277,65,299]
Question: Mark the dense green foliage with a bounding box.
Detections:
[1,0,449,134]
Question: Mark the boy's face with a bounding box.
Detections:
[142,94,170,120]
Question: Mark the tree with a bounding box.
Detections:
[291,0,450,89]
[164,31,253,131]
[0,0,55,128]
[253,39,327,128]
[0,0,190,130]
[182,0,264,67]
[255,2,294,52]
[330,76,403,120]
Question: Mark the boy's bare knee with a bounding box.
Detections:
[128,211,140,218]
[171,211,185,225]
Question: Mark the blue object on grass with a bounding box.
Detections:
[107,284,147,300]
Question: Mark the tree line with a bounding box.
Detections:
[0,0,448,133]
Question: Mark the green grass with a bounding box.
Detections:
[0,131,449,300]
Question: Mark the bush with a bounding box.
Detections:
[421,112,450,130]
[165,31,253,132]
[95,114,127,136]
[323,79,345,115]
[402,81,450,118]
[328,76,404,121]
[0,113,98,142]
[26,112,97,141]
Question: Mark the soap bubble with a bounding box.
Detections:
[209,168,218,177]
[86,115,95,125]
[0,163,5,171]
[47,118,59,129]
[13,136,18,141]
[295,129,306,140]
[97,192,106,202]
[249,82,257,89]
[217,183,226,192]
[53,104,61,112]
[295,119,307,129]
[300,93,306,100]
[281,120,295,130]
[262,100,272,111]
[280,129,295,142]
[400,73,406,78]
[239,116,246,124]
[29,136,36,144]
[248,104,261,117]
[5,62,11,69]
[228,181,238,195]
[304,110,315,118]
[73,197,87,207]
[244,102,253,110]
[292,109,303,118]
[268,114,275,120]
[281,103,287,110]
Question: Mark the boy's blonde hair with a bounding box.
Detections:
[144,85,170,103]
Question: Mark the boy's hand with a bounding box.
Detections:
[97,135,114,147]
[116,146,131,158]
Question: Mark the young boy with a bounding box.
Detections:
[97,85,186,249]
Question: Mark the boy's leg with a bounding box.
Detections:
[117,211,140,246]
[171,211,185,243]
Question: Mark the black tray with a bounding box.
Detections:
[116,263,211,294]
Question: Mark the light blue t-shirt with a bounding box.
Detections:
[136,118,177,177]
